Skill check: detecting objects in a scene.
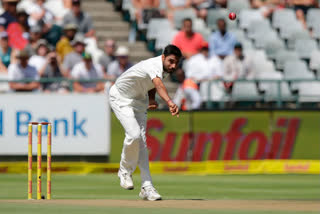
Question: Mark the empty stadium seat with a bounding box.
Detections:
[279,21,305,40]
[275,50,299,70]
[239,9,264,29]
[310,50,320,71]
[227,0,250,14]
[207,9,228,31]
[284,60,312,80]
[231,82,262,101]
[226,18,238,30]
[147,19,171,40]
[307,8,320,28]
[298,82,320,102]
[257,71,294,102]
[272,9,296,29]
[247,19,271,39]
[253,31,278,49]
[200,81,226,102]
[294,39,318,59]
[155,29,178,50]
[241,39,254,50]
[287,30,310,49]
[264,38,285,60]
[193,18,206,32]
[174,9,196,29]
[229,29,246,42]
[197,28,211,41]
[284,60,315,91]
[312,23,320,40]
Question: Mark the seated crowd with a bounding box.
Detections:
[0,0,132,93]
[123,0,320,109]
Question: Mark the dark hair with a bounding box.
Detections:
[163,45,182,58]
[234,42,242,49]
[183,18,193,24]
[217,18,226,24]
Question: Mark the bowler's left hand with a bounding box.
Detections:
[148,100,158,110]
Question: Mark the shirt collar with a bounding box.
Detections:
[217,31,230,39]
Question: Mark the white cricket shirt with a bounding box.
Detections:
[115,56,163,100]
[71,61,104,88]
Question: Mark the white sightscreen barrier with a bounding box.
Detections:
[0,93,110,155]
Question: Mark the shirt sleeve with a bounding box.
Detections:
[95,64,104,78]
[71,64,81,79]
[147,68,161,80]
[62,55,71,71]
[8,64,18,80]
[62,13,72,26]
[32,67,40,81]
[85,14,94,32]
[107,62,118,76]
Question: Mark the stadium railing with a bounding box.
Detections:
[1,78,320,109]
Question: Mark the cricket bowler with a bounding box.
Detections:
[108,45,182,201]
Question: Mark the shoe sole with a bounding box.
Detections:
[121,185,134,190]
[118,175,134,190]
[139,193,162,201]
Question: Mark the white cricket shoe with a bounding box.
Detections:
[118,172,134,190]
[139,185,162,201]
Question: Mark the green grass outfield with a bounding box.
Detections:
[0,174,319,214]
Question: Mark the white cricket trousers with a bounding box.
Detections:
[109,85,152,188]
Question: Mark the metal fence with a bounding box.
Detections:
[1,78,320,109]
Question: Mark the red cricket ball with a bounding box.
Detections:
[229,12,236,20]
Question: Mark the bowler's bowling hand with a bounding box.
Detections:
[168,100,179,117]
[148,100,158,110]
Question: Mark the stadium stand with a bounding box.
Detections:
[1,0,320,109]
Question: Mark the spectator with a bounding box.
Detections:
[8,49,40,92]
[56,23,77,60]
[25,25,43,56]
[209,18,237,59]
[7,9,29,50]
[63,0,73,9]
[63,0,95,37]
[0,0,19,30]
[133,0,162,26]
[29,39,50,73]
[166,0,192,11]
[250,0,279,18]
[215,0,227,8]
[183,42,223,109]
[172,18,206,58]
[223,43,254,92]
[71,52,105,93]
[191,0,215,21]
[62,34,86,76]
[26,0,55,28]
[0,32,13,72]
[42,22,63,47]
[107,46,132,80]
[289,0,318,29]
[41,50,68,93]
[98,39,116,73]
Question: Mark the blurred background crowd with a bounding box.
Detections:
[0,0,320,109]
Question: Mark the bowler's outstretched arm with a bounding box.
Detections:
[152,77,179,117]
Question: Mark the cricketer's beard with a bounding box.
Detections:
[163,66,175,78]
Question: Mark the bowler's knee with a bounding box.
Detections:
[126,128,141,143]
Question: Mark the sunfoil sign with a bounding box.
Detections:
[110,111,320,162]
